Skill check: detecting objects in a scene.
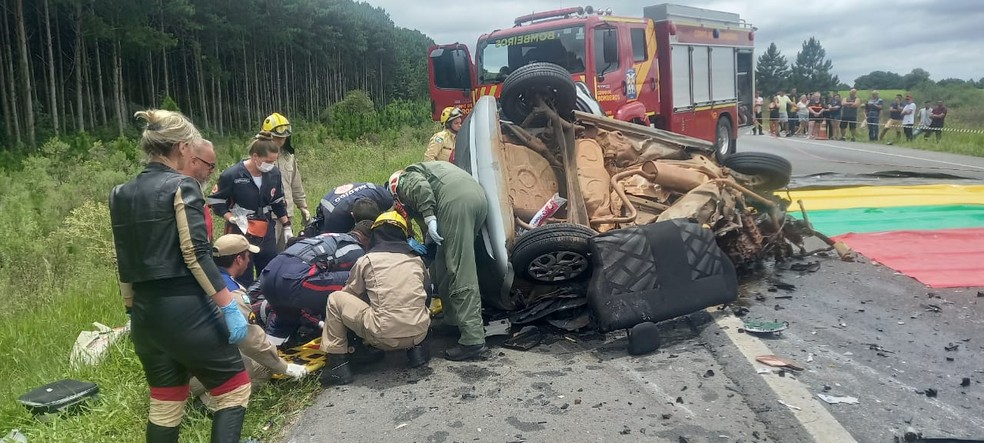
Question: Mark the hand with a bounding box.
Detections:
[283,225,294,241]
[424,215,443,246]
[300,207,311,224]
[219,300,249,344]
[284,363,308,380]
[408,237,427,255]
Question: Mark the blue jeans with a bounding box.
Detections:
[867,117,880,141]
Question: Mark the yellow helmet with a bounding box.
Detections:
[261,113,292,137]
[440,106,464,127]
[371,210,408,236]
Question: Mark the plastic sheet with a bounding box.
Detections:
[782,184,984,211]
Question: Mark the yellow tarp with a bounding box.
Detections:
[780,184,984,210]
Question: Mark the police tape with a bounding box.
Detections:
[757,117,984,135]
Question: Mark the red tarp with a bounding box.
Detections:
[835,228,984,288]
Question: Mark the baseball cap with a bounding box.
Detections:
[212,234,260,256]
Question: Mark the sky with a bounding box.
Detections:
[361,0,984,84]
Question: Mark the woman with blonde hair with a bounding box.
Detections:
[208,132,290,286]
[110,109,251,442]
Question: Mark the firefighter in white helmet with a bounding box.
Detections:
[424,107,464,162]
[262,112,310,252]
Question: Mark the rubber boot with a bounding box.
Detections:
[146,422,180,443]
[320,354,354,386]
[445,343,488,361]
[406,343,430,368]
[210,406,246,443]
[348,333,384,366]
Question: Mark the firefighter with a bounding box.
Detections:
[320,211,431,386]
[110,109,250,442]
[424,107,463,162]
[388,161,489,361]
[190,234,308,407]
[256,222,371,346]
[208,134,291,287]
[313,182,392,234]
[262,113,310,252]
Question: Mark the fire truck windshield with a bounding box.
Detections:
[477,26,586,84]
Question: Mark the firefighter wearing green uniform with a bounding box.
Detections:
[388,161,489,360]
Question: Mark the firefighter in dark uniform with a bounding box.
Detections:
[314,182,392,234]
[208,133,291,287]
[257,222,371,346]
[110,109,251,442]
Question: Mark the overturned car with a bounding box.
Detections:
[453,63,807,332]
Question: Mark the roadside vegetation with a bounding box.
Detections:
[0,95,435,441]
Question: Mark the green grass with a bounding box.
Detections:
[0,122,436,442]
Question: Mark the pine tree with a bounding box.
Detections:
[755,43,789,96]
[790,37,839,93]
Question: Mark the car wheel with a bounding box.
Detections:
[511,223,595,283]
[500,62,577,123]
[714,117,736,162]
[722,152,792,190]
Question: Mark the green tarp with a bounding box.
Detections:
[793,204,984,236]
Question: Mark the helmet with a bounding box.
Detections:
[440,106,464,127]
[387,170,403,200]
[261,112,292,137]
[372,211,408,236]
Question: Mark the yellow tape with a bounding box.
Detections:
[782,184,984,210]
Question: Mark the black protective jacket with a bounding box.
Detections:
[207,160,287,221]
[110,162,226,303]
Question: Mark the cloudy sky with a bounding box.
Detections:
[362,0,984,84]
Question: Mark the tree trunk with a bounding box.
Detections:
[83,39,96,130]
[147,51,155,106]
[193,43,208,130]
[112,40,124,136]
[214,40,223,135]
[14,0,35,147]
[0,0,20,146]
[73,2,84,132]
[182,46,192,120]
[43,0,59,135]
[159,0,169,98]
[95,43,107,126]
[242,41,250,128]
[55,7,68,133]
[0,32,16,146]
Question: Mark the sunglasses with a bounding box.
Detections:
[194,156,216,171]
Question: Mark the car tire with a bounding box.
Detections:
[722,152,792,190]
[512,223,595,283]
[500,62,577,123]
[714,117,736,162]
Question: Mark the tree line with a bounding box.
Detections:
[0,0,434,151]
[756,37,984,96]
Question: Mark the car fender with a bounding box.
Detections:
[614,101,647,123]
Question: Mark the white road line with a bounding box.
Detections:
[710,310,858,443]
[783,138,984,171]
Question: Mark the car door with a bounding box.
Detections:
[427,44,477,120]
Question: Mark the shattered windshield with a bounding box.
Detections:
[478,26,587,84]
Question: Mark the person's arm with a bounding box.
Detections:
[423,134,443,161]
[239,323,289,374]
[174,178,232,306]
[398,169,438,220]
[207,168,234,221]
[268,169,290,225]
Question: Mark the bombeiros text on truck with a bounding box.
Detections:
[427,3,756,158]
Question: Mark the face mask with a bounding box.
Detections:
[258,162,275,173]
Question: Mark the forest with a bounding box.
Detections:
[0,0,434,150]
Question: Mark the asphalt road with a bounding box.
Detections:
[281,137,984,443]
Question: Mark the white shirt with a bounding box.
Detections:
[902,103,917,125]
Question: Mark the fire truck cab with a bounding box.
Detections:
[427,3,755,158]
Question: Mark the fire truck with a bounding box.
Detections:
[427,3,755,157]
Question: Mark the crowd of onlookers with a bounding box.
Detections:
[750,88,949,144]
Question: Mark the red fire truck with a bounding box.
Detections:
[427,3,755,156]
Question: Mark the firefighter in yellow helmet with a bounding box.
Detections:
[319,211,431,385]
[424,107,464,162]
[262,113,310,251]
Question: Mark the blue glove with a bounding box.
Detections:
[220,300,249,344]
[408,237,427,255]
[424,215,443,246]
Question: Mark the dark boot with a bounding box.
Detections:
[146,422,180,443]
[320,354,354,386]
[445,343,488,361]
[210,406,246,443]
[406,343,430,368]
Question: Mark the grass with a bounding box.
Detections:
[0,122,436,442]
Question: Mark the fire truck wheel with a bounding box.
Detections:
[714,117,736,161]
[511,223,596,283]
[722,152,792,190]
[501,62,577,123]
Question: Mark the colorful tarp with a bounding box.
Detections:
[785,184,984,288]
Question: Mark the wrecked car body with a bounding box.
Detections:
[453,63,808,332]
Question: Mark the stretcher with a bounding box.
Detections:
[271,338,326,380]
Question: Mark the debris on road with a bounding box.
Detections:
[789,261,821,273]
[755,355,805,371]
[817,394,859,405]
[502,326,544,351]
[924,388,938,398]
[777,400,802,411]
[485,319,512,337]
[742,320,789,335]
[627,322,661,355]
[945,343,960,352]
[960,378,971,387]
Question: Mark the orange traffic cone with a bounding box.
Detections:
[818,122,828,140]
